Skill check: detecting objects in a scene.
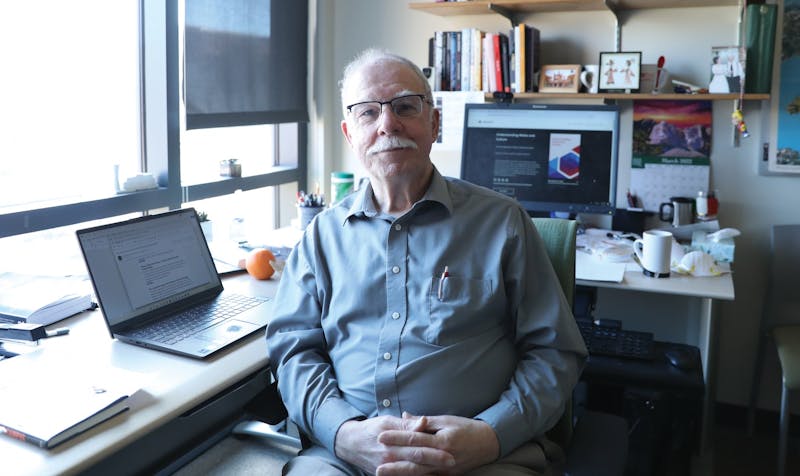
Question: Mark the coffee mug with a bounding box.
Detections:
[580,65,599,94]
[659,197,694,227]
[633,230,673,278]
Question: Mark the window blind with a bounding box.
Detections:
[184,0,308,129]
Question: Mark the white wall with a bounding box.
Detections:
[311,0,800,412]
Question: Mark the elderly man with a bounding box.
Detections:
[266,49,586,476]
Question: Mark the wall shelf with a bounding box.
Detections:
[408,1,741,17]
[412,1,764,103]
[496,92,769,101]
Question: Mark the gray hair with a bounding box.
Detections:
[339,48,432,114]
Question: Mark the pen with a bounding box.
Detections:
[438,265,449,300]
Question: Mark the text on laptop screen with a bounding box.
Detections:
[460,103,619,216]
[78,210,221,327]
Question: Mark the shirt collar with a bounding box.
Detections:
[343,168,453,226]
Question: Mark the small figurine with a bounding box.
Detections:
[731,109,749,138]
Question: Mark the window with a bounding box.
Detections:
[0,0,308,272]
[0,1,141,216]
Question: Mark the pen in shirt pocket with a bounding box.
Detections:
[437,265,449,300]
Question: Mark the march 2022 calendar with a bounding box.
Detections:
[630,100,712,211]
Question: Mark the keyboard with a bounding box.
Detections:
[130,293,267,345]
[577,319,655,361]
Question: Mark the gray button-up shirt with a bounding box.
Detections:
[266,169,587,457]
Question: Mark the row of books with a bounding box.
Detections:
[428,24,541,93]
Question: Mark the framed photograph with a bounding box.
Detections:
[598,51,642,93]
[538,64,581,93]
[709,46,746,94]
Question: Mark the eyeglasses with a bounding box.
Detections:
[346,94,431,126]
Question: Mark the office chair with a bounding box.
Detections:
[235,217,628,476]
[747,224,800,476]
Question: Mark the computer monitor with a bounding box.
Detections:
[460,102,620,216]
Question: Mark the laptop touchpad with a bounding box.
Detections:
[194,320,258,343]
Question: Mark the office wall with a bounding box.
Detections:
[312,0,800,412]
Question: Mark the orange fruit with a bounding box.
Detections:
[245,248,276,280]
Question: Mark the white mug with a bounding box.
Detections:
[580,64,599,94]
[633,230,673,278]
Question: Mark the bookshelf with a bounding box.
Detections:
[409,0,770,102]
[485,92,770,101]
[408,1,742,17]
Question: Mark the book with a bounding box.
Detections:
[0,353,143,449]
[498,33,511,93]
[524,24,541,92]
[0,272,94,326]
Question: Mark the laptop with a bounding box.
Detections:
[76,208,272,359]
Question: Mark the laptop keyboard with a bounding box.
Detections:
[130,293,268,345]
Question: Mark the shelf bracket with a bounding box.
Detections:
[488,3,518,27]
[603,0,622,52]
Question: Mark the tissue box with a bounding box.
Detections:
[691,231,735,263]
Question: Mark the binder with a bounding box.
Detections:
[744,4,777,94]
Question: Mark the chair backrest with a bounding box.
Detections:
[531,217,578,448]
[765,224,800,328]
[531,218,577,306]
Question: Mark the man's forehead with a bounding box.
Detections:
[344,62,423,100]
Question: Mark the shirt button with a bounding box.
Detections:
[394,224,402,231]
[382,399,391,408]
[391,312,400,320]
[383,352,392,360]
[391,266,400,274]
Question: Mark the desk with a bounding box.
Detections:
[0,273,279,476]
[577,260,735,454]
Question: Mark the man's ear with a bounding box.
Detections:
[431,106,440,142]
[341,119,354,147]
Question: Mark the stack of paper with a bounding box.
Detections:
[0,272,94,326]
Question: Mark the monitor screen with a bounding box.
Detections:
[460,103,620,216]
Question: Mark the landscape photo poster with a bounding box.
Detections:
[629,100,712,212]
[766,0,800,174]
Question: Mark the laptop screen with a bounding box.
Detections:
[77,209,222,329]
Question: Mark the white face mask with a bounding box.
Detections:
[674,250,724,276]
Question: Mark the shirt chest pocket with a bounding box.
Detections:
[426,276,500,346]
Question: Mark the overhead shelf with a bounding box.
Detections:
[496,92,770,101]
[408,0,741,17]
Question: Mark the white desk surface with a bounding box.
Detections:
[0,273,278,476]
[577,259,735,301]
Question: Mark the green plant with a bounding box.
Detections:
[197,211,210,222]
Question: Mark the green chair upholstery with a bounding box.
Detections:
[748,224,800,476]
[532,217,628,476]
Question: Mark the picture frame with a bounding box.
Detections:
[598,51,642,93]
[538,64,581,93]
[709,45,746,94]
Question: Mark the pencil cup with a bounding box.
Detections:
[297,206,323,230]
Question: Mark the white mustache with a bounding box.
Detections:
[367,136,418,155]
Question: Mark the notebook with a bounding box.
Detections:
[76,208,272,359]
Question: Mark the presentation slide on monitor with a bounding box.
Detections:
[460,105,618,214]
[462,127,611,203]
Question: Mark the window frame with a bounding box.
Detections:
[0,0,307,240]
